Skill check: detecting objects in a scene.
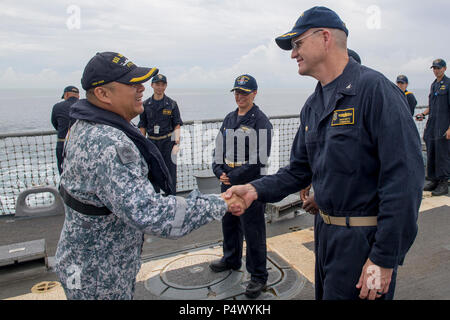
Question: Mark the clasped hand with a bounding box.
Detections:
[220,183,260,216]
[221,192,247,216]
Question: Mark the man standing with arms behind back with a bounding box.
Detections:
[417,59,450,196]
[51,86,79,174]
[210,74,273,299]
[138,74,182,194]
[225,6,424,300]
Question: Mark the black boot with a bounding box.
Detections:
[209,259,240,273]
[245,280,267,299]
[431,180,448,196]
[424,180,439,191]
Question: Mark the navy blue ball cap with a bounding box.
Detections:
[347,49,361,64]
[152,74,167,83]
[81,52,158,90]
[230,74,258,93]
[275,6,348,51]
[61,85,79,99]
[396,75,408,84]
[431,58,446,69]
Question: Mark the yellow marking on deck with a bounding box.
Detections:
[420,193,450,212]
[267,227,315,284]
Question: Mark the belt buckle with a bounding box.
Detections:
[320,210,331,224]
[225,160,234,168]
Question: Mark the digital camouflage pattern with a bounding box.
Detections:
[55,120,228,300]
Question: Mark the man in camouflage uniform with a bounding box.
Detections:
[55,52,246,300]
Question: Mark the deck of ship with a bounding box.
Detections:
[0,191,448,300]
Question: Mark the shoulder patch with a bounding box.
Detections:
[115,145,137,164]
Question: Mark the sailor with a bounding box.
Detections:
[396,75,418,116]
[54,52,246,300]
[301,49,362,213]
[138,74,182,194]
[50,86,79,174]
[225,6,424,300]
[210,74,273,299]
[417,59,450,196]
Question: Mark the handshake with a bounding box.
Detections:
[220,184,259,216]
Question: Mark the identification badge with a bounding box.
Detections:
[331,108,355,126]
[154,125,160,134]
[162,109,172,115]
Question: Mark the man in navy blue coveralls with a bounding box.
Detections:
[138,74,182,194]
[417,59,450,196]
[210,74,273,299]
[225,7,424,300]
[51,86,79,174]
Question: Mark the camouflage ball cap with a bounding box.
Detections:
[275,6,348,51]
[81,52,159,90]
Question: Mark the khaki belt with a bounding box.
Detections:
[57,138,65,142]
[319,210,377,227]
[148,132,172,140]
[225,159,248,168]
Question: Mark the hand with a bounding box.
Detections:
[415,114,424,121]
[172,144,180,154]
[299,185,311,201]
[302,193,319,215]
[446,128,450,140]
[356,258,393,300]
[224,184,258,209]
[221,193,247,216]
[220,173,231,185]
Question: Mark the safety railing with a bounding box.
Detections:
[0,108,427,216]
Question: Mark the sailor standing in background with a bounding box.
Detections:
[51,86,79,174]
[210,74,273,299]
[138,74,182,194]
[418,59,450,196]
[396,75,417,116]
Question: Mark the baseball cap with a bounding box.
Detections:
[431,59,446,69]
[275,6,348,50]
[61,86,79,99]
[347,49,361,64]
[81,52,158,90]
[152,74,167,83]
[396,75,408,84]
[230,74,258,93]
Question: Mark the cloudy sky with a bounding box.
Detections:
[0,0,448,90]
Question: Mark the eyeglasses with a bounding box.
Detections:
[291,29,324,51]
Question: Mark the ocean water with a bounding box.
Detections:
[0,87,429,135]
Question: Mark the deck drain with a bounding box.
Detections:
[31,281,61,294]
